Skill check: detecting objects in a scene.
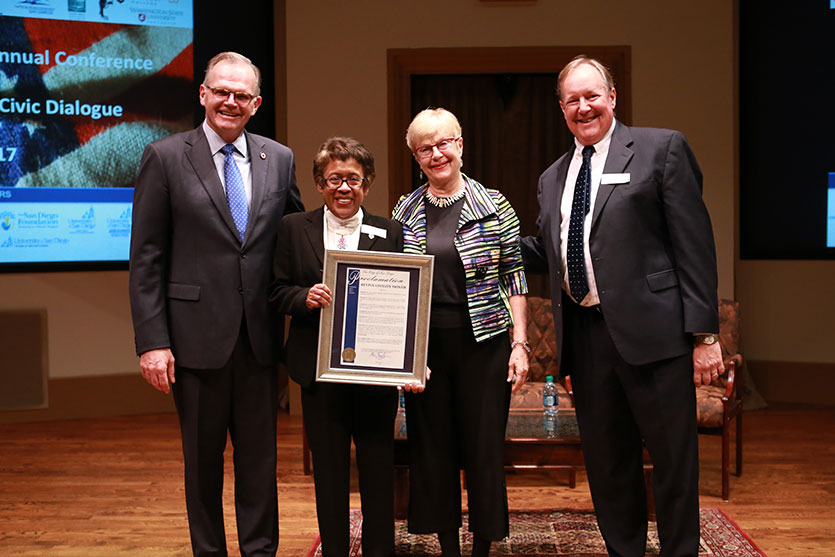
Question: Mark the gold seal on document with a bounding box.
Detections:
[342,348,356,362]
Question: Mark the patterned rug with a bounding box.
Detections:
[307,508,765,556]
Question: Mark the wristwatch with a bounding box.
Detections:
[694,333,719,345]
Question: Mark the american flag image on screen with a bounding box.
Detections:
[0,15,193,189]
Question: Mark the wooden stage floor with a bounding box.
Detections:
[0,404,833,555]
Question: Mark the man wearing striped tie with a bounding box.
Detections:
[129,51,303,556]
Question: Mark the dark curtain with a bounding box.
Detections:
[410,73,574,298]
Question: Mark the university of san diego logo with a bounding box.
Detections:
[68,206,96,234]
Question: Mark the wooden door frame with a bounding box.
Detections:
[387,45,631,208]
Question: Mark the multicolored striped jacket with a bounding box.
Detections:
[392,174,528,342]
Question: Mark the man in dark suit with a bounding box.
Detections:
[129,51,303,556]
[522,56,724,556]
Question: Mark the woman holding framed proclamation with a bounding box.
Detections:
[270,137,403,557]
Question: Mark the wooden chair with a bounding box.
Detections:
[696,299,744,500]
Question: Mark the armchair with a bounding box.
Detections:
[516,297,744,501]
[510,296,572,410]
[696,299,744,501]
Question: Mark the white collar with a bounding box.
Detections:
[573,118,616,158]
[202,120,248,159]
[324,206,363,233]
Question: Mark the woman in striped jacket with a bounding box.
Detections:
[394,107,529,556]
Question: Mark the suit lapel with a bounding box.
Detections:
[304,207,326,267]
[184,127,242,242]
[244,132,267,245]
[592,121,634,228]
[550,153,571,256]
[185,126,243,242]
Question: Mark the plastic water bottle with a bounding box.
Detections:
[398,389,406,414]
[543,412,557,438]
[543,375,558,415]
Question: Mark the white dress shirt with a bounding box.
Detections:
[203,120,253,204]
[560,119,617,306]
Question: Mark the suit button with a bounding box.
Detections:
[241,252,247,258]
[238,287,244,295]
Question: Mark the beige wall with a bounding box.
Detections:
[1,1,831,393]
[736,261,835,363]
[0,271,136,378]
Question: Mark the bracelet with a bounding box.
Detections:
[511,340,531,353]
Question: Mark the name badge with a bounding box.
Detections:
[361,224,387,239]
[600,173,630,185]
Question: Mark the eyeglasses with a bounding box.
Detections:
[204,85,257,104]
[322,175,366,189]
[413,137,460,159]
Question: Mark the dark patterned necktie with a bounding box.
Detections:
[221,144,248,240]
[567,145,595,303]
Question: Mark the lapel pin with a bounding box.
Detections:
[259,152,266,160]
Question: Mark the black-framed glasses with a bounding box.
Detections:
[205,85,256,104]
[413,136,460,159]
[323,175,366,189]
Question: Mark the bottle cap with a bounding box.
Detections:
[545,375,554,382]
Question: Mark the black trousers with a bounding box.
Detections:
[563,299,700,557]
[301,381,398,557]
[172,327,279,557]
[404,326,511,541]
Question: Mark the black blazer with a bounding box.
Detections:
[129,125,304,369]
[522,121,719,368]
[270,207,404,387]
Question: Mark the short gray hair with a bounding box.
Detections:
[203,51,262,96]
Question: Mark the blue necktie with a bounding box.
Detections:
[567,145,595,303]
[221,144,248,240]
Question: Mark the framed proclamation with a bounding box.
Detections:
[316,250,434,386]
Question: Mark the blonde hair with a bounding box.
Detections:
[405,107,462,151]
[557,55,614,101]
